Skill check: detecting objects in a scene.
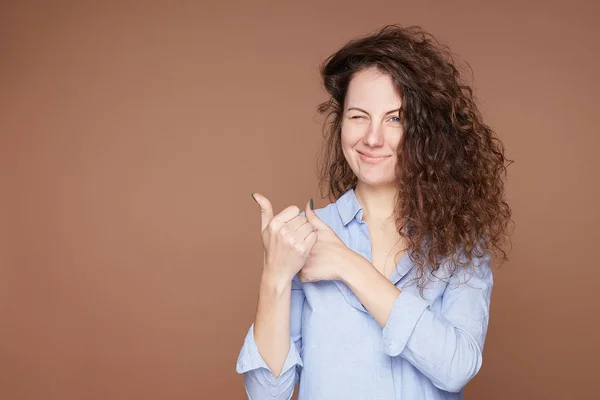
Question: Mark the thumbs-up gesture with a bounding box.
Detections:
[299,200,353,283]
[252,192,318,284]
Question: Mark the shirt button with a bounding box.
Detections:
[270,387,278,396]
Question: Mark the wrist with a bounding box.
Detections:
[338,249,369,284]
[260,269,293,295]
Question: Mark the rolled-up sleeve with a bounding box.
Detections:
[382,251,493,393]
[236,277,305,399]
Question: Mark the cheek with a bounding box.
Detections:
[341,124,363,147]
[390,138,401,154]
[340,131,355,166]
[387,130,403,152]
[340,128,350,151]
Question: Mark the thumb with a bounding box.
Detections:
[305,199,329,231]
[252,192,273,232]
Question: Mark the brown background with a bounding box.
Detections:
[1,1,598,399]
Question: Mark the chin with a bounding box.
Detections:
[357,175,397,186]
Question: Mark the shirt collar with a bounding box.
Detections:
[336,187,363,226]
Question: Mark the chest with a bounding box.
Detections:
[368,229,407,280]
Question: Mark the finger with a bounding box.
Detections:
[252,192,274,232]
[305,199,330,231]
[287,214,309,231]
[274,205,301,223]
[298,271,307,283]
[304,230,318,248]
[295,222,315,241]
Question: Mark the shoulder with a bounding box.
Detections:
[443,248,494,289]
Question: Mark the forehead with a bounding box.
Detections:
[345,67,402,107]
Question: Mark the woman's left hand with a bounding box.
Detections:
[299,201,355,283]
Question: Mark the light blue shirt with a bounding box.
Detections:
[236,187,493,399]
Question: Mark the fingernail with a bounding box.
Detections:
[251,193,257,203]
[310,199,314,210]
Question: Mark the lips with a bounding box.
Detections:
[358,151,389,158]
[357,150,390,164]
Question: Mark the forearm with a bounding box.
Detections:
[341,251,493,393]
[253,272,292,378]
[340,252,401,328]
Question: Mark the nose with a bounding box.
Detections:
[363,121,384,147]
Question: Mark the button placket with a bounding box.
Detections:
[358,218,373,263]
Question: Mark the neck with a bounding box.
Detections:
[354,181,398,228]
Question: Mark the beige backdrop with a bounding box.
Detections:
[1,1,598,399]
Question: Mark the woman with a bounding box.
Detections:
[236,24,512,399]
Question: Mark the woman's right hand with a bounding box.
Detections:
[252,192,318,285]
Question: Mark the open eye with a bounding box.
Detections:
[390,116,401,123]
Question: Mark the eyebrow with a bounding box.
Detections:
[346,107,402,115]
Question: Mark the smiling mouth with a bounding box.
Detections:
[358,151,389,158]
[357,151,390,164]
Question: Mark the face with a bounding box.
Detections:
[341,66,403,187]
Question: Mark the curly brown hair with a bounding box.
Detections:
[315,24,514,286]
